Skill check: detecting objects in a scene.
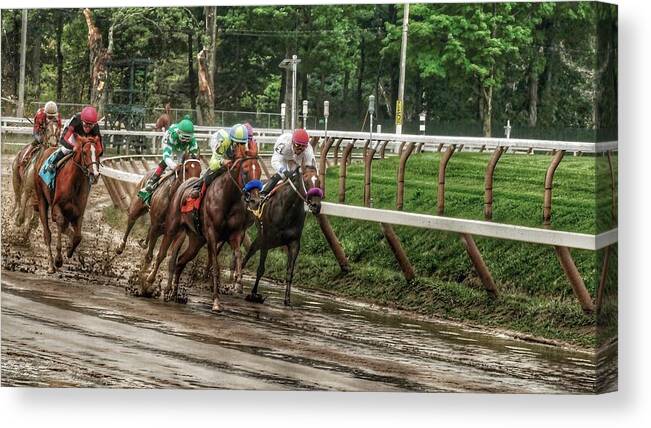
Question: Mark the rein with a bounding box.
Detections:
[225,154,260,195]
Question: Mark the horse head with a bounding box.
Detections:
[302,165,323,214]
[45,120,60,147]
[232,142,263,210]
[75,136,101,185]
[179,153,202,182]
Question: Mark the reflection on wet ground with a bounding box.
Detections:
[1,270,615,392]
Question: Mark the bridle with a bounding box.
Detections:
[225,154,262,195]
[72,139,101,180]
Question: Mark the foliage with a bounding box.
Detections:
[1,3,616,137]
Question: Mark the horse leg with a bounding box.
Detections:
[206,233,224,312]
[166,233,204,304]
[146,232,175,284]
[228,232,245,294]
[117,204,146,254]
[66,217,82,258]
[162,232,187,302]
[245,245,267,304]
[37,195,55,273]
[204,241,224,279]
[144,225,160,265]
[11,155,23,215]
[284,241,300,307]
[52,206,66,268]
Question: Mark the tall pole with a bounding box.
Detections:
[291,54,298,130]
[395,3,409,135]
[17,9,28,117]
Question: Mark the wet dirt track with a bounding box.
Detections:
[1,152,611,392]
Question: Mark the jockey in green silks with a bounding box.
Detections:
[138,115,199,204]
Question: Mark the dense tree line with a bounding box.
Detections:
[1,2,617,138]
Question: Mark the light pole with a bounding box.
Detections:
[395,3,410,135]
[368,95,375,147]
[420,111,426,135]
[323,100,330,143]
[280,103,286,133]
[278,55,301,131]
[302,100,308,128]
[17,9,27,117]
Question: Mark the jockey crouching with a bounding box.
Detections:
[260,128,317,200]
[44,106,102,175]
[188,123,249,201]
[138,115,199,205]
[32,101,62,148]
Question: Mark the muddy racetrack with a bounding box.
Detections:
[1,154,613,392]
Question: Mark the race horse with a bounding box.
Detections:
[34,136,101,273]
[116,155,202,292]
[11,120,60,237]
[242,165,323,306]
[144,142,263,311]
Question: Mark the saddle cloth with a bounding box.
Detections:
[38,152,73,189]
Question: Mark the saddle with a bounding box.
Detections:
[179,179,206,236]
[38,151,74,189]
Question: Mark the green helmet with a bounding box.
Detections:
[177,115,194,142]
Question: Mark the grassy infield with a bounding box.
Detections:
[101,149,617,348]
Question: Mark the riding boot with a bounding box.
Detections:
[137,173,162,203]
[190,167,226,199]
[260,173,283,199]
[46,148,66,174]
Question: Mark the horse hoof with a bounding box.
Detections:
[212,300,223,312]
[283,299,291,307]
[246,293,266,304]
[54,256,63,268]
[115,245,124,255]
[137,239,147,250]
[47,266,56,274]
[176,295,188,305]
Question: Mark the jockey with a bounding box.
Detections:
[32,101,62,147]
[44,106,102,174]
[138,115,199,202]
[188,123,249,199]
[260,128,316,198]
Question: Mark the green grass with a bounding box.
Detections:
[102,151,618,348]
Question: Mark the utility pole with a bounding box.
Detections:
[395,3,409,135]
[17,9,28,117]
[279,55,301,131]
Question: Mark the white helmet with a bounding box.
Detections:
[44,101,58,116]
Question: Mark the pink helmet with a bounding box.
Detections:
[80,106,98,124]
[244,122,254,141]
[292,128,309,146]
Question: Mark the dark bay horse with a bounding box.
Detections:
[117,156,202,295]
[12,120,60,234]
[34,136,101,273]
[242,165,323,306]
[116,155,201,257]
[145,142,263,311]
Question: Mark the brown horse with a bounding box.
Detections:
[116,156,201,292]
[34,136,101,273]
[154,103,172,132]
[12,120,60,234]
[242,165,323,306]
[145,142,263,311]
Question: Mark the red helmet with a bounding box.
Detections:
[80,106,98,124]
[292,128,309,146]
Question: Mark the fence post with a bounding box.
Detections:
[543,150,565,226]
[338,140,355,203]
[396,142,416,210]
[484,146,505,220]
[437,144,456,215]
[318,136,335,195]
